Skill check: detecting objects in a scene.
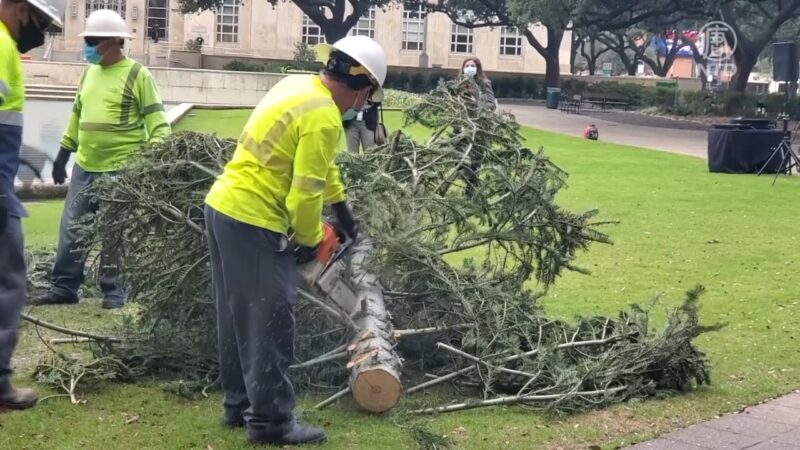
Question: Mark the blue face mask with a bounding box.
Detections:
[83,44,103,65]
[342,109,358,121]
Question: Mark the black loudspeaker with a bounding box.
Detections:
[773,42,799,82]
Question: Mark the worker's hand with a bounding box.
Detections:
[0,195,8,235]
[52,148,72,185]
[294,244,319,265]
[332,202,358,241]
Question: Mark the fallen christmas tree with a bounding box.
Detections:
[30,78,720,415]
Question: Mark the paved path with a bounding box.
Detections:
[500,103,709,159]
[629,392,800,449]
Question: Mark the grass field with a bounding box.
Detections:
[3,108,800,450]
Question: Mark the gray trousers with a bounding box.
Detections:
[49,164,124,301]
[205,206,297,435]
[345,120,375,154]
[0,217,27,382]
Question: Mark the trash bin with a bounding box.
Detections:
[546,87,561,109]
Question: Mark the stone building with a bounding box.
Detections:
[42,0,571,74]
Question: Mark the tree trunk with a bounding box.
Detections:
[570,32,579,74]
[627,61,637,76]
[730,48,758,92]
[323,23,351,43]
[346,241,402,413]
[298,239,402,413]
[544,28,564,88]
[524,26,564,88]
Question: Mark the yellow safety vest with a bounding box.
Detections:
[60,57,170,172]
[205,74,346,246]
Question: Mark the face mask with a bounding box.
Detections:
[342,109,358,121]
[342,89,369,120]
[83,44,103,65]
[464,66,478,77]
[16,13,46,54]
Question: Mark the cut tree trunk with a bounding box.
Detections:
[299,238,402,413]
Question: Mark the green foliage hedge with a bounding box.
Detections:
[561,80,677,108]
[663,91,800,118]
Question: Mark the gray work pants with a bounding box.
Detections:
[49,164,124,302]
[345,120,375,154]
[0,217,27,383]
[204,206,297,436]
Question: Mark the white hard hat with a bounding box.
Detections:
[79,9,133,38]
[316,35,387,102]
[27,0,66,30]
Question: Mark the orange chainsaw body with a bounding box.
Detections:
[318,222,342,265]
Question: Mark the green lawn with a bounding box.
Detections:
[4,109,800,450]
[172,108,253,138]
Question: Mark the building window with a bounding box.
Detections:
[147,0,169,41]
[85,0,126,18]
[500,27,522,56]
[302,14,326,45]
[450,24,473,54]
[402,2,425,51]
[216,0,239,43]
[349,6,375,38]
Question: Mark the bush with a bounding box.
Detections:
[222,59,320,74]
[561,79,589,96]
[523,78,540,98]
[661,91,800,118]
[223,60,266,72]
[409,73,428,92]
[382,89,423,109]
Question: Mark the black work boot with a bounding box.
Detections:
[30,292,77,306]
[101,296,125,310]
[247,422,326,446]
[222,410,245,428]
[0,379,38,410]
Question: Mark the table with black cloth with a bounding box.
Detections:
[707,127,787,173]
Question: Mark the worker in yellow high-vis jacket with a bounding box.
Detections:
[1,0,65,410]
[204,35,386,446]
[33,9,170,309]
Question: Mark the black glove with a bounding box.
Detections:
[52,147,71,185]
[332,202,358,241]
[0,195,8,235]
[294,244,319,265]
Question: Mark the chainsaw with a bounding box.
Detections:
[297,221,360,313]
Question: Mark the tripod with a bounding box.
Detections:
[757,87,800,183]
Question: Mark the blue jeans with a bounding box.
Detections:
[49,164,125,302]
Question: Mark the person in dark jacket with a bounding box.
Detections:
[344,101,380,154]
[459,57,496,196]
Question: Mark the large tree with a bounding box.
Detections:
[179,0,395,42]
[425,0,726,88]
[720,0,800,91]
[422,0,579,88]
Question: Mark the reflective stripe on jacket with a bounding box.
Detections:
[60,57,171,172]
[205,75,347,246]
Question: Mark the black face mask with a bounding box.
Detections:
[16,14,46,54]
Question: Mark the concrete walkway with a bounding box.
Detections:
[629,392,800,449]
[500,103,709,159]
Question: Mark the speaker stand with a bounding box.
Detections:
[758,114,800,184]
